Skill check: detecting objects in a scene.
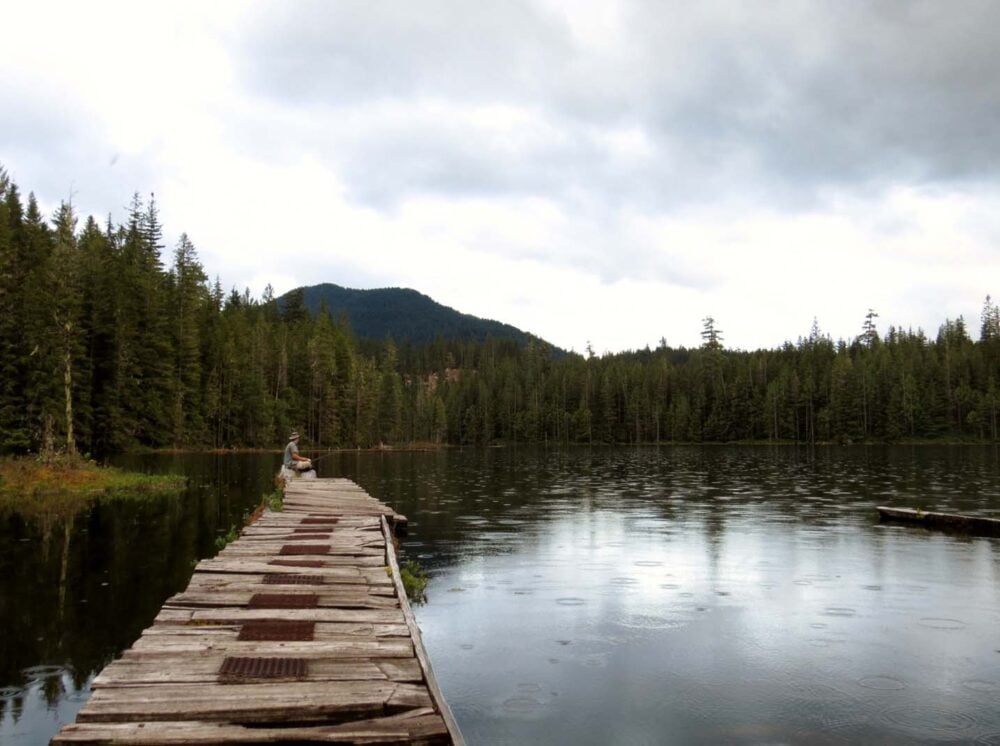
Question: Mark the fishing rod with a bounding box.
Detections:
[306,449,345,464]
[300,449,342,471]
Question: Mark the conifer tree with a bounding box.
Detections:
[49,200,84,455]
[22,193,59,454]
[701,316,723,351]
[980,295,1000,341]
[0,172,31,450]
[861,309,880,347]
[377,342,403,443]
[169,233,208,444]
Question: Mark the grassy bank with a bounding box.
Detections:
[0,455,186,521]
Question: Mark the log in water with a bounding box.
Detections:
[877,505,1000,537]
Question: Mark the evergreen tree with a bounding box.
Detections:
[49,200,84,455]
[861,308,880,347]
[377,341,403,443]
[701,316,723,351]
[169,233,208,444]
[78,216,117,454]
[980,295,1000,341]
[21,193,58,453]
[0,174,32,450]
[3,170,1000,454]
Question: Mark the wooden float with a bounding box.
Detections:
[54,477,462,745]
[877,505,1000,537]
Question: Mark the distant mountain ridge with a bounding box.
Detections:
[283,283,553,348]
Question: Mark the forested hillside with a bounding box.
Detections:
[286,283,548,347]
[1,169,998,456]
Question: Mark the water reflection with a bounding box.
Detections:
[3,446,999,744]
[334,446,1000,745]
[0,453,279,745]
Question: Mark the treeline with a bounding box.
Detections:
[1,169,998,456]
[435,314,1000,446]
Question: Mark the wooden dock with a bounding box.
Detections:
[54,478,463,745]
[877,505,1000,537]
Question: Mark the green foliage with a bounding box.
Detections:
[264,489,284,512]
[214,524,240,550]
[399,559,429,605]
[0,455,185,522]
[0,169,998,454]
[287,283,547,348]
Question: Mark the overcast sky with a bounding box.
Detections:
[3,1,999,352]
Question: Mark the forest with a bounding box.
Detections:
[1,168,999,457]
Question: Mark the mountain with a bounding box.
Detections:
[282,283,555,348]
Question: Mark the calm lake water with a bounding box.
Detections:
[2,446,999,744]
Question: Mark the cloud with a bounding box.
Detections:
[238,1,569,106]
[2,1,999,353]
[235,0,1000,212]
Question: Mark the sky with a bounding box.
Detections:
[2,1,999,353]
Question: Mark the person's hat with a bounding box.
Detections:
[288,431,299,441]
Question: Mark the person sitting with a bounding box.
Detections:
[283,431,313,477]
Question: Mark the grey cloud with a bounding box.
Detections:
[630,1,1000,188]
[1,86,160,224]
[328,118,643,208]
[236,0,1000,207]
[216,0,1000,290]
[238,1,570,106]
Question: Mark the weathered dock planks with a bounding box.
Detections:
[54,477,462,745]
[877,505,1000,537]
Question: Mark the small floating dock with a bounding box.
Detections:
[877,505,1000,538]
[55,478,463,745]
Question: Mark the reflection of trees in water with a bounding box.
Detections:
[41,671,66,707]
[0,669,94,724]
[0,471,254,709]
[0,454,314,741]
[2,689,24,724]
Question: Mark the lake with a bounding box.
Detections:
[2,446,999,744]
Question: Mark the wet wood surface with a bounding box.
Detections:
[54,477,462,745]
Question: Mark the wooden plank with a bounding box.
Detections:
[76,681,433,723]
[216,536,385,548]
[125,639,414,659]
[184,575,394,592]
[55,711,450,744]
[216,545,385,558]
[236,533,377,542]
[211,544,371,556]
[93,658,423,687]
[247,518,380,528]
[282,499,392,507]
[139,622,411,639]
[241,525,380,533]
[179,608,405,625]
[196,556,387,571]
[190,567,393,585]
[184,579,396,596]
[165,590,400,609]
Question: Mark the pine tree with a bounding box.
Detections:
[49,200,84,455]
[861,309,880,347]
[169,234,208,444]
[701,316,723,351]
[0,173,32,450]
[980,295,1000,341]
[22,193,58,454]
[377,342,403,443]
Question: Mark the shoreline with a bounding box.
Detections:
[128,438,999,456]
